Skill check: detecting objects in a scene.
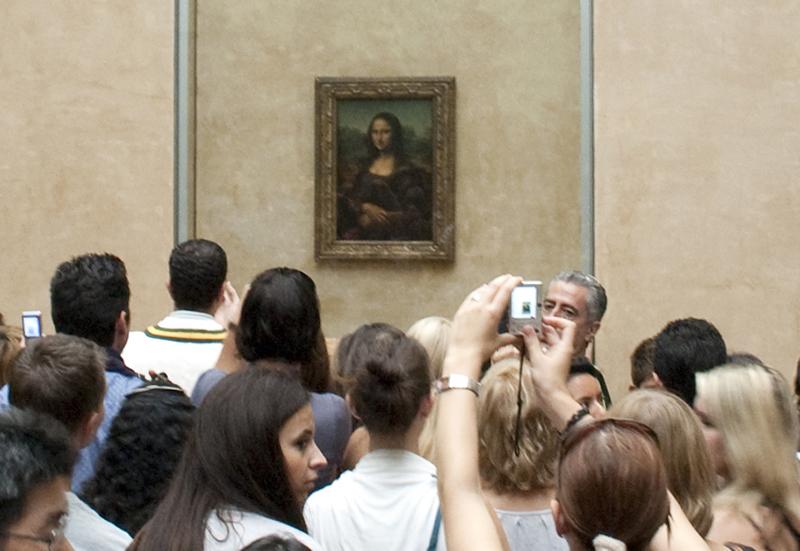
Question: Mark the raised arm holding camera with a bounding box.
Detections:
[434,275,710,551]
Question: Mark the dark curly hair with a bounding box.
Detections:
[80,380,194,535]
[168,239,227,312]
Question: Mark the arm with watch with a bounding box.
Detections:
[434,274,586,551]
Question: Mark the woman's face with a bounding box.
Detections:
[566,374,606,419]
[279,404,327,505]
[370,118,393,151]
[694,396,729,479]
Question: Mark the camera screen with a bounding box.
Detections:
[22,315,41,338]
[510,286,538,319]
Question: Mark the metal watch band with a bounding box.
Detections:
[434,373,481,397]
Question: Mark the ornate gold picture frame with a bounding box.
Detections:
[315,77,455,261]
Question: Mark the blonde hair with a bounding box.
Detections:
[696,364,800,519]
[478,359,559,494]
[409,316,451,463]
[407,316,451,379]
[611,389,715,536]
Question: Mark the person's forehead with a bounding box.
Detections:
[12,476,69,531]
[546,281,589,308]
[567,373,601,395]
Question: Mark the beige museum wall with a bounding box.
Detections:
[594,1,800,398]
[0,2,175,333]
[195,1,584,339]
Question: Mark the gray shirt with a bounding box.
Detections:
[495,508,568,551]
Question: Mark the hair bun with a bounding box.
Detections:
[364,358,402,387]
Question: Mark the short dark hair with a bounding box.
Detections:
[0,408,75,533]
[631,337,656,387]
[81,380,195,535]
[551,271,608,323]
[50,253,130,347]
[10,335,106,433]
[653,318,727,405]
[168,239,227,311]
[236,268,330,392]
[345,324,431,436]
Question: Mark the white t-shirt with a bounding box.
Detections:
[204,509,322,551]
[304,449,446,551]
[123,310,225,393]
[65,492,132,551]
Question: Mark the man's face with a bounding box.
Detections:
[543,281,600,357]
[2,475,70,551]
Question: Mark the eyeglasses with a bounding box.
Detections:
[0,514,67,550]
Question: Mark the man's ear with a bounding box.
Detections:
[586,320,601,343]
[78,408,104,449]
[113,310,129,352]
[650,371,664,388]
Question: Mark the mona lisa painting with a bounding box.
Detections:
[315,77,455,261]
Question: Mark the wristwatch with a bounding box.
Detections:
[434,374,481,397]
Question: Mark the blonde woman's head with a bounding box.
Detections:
[478,359,559,494]
[407,316,451,379]
[611,389,715,536]
[695,364,800,515]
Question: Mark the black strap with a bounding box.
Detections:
[427,507,442,551]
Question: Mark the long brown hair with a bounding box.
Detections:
[557,419,669,551]
[130,366,310,551]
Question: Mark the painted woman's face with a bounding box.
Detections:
[279,404,327,505]
[370,118,393,151]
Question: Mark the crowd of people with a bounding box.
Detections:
[0,240,798,551]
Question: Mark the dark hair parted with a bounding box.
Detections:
[81,380,195,535]
[557,420,669,551]
[168,239,227,312]
[654,317,727,405]
[10,335,106,433]
[0,408,75,533]
[130,366,310,551]
[344,323,431,436]
[365,112,405,160]
[50,253,130,347]
[236,267,330,392]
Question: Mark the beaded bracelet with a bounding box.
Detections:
[560,406,590,439]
